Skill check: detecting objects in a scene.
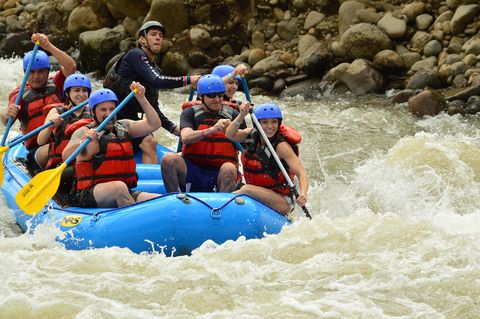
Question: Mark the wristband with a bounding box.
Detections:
[232,119,241,126]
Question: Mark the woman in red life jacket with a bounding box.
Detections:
[38,73,93,169]
[225,102,309,215]
[63,84,162,208]
[0,33,76,173]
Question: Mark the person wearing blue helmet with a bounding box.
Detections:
[63,82,162,208]
[37,73,93,170]
[103,20,201,164]
[1,33,76,173]
[225,102,309,215]
[161,74,250,193]
[212,64,248,107]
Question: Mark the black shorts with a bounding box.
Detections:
[25,146,41,175]
[75,187,141,208]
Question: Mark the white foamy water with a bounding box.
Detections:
[0,58,479,318]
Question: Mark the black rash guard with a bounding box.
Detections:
[104,48,191,134]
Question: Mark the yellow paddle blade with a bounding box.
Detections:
[16,163,66,216]
[0,145,10,187]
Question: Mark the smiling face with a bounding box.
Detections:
[140,28,164,55]
[67,86,90,107]
[202,92,224,113]
[27,68,49,89]
[259,118,280,138]
[93,101,116,130]
[224,79,238,100]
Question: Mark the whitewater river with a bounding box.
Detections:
[0,57,479,318]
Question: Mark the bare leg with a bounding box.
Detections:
[217,162,238,192]
[136,192,160,203]
[234,184,291,215]
[93,181,135,208]
[140,135,158,164]
[161,152,187,192]
[35,144,50,169]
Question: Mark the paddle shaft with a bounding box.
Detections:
[1,43,40,146]
[64,90,136,166]
[5,100,88,150]
[240,77,311,219]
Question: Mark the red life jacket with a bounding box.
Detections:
[182,104,238,169]
[75,120,138,190]
[241,125,301,196]
[45,105,93,169]
[14,80,62,150]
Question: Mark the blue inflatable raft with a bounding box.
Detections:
[1,139,290,256]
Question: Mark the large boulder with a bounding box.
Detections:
[105,0,149,19]
[79,27,126,73]
[337,23,392,61]
[450,4,480,35]
[328,59,385,95]
[68,4,115,40]
[338,1,365,35]
[295,41,332,76]
[145,0,189,37]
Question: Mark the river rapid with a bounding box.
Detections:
[0,57,479,318]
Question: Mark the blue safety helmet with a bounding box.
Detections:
[88,88,118,110]
[23,50,50,71]
[212,65,240,81]
[254,103,283,121]
[197,74,226,95]
[63,73,92,96]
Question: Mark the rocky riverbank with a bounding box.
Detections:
[0,0,480,116]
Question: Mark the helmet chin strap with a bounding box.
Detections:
[141,35,156,58]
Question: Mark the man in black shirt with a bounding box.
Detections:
[104,21,200,163]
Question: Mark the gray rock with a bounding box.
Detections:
[189,27,211,50]
[329,58,385,95]
[450,4,480,35]
[145,0,189,37]
[280,78,325,99]
[415,14,433,31]
[337,23,392,61]
[377,13,407,39]
[79,28,124,73]
[105,0,149,19]
[424,40,443,57]
[304,11,325,30]
[295,41,332,76]
[406,69,445,89]
[338,1,365,35]
[373,49,404,71]
[277,18,298,41]
[160,51,190,76]
[402,2,427,23]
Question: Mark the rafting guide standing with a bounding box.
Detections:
[104,20,201,164]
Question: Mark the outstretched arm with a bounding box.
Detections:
[32,33,76,77]
[127,82,162,137]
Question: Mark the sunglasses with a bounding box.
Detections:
[204,92,224,98]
